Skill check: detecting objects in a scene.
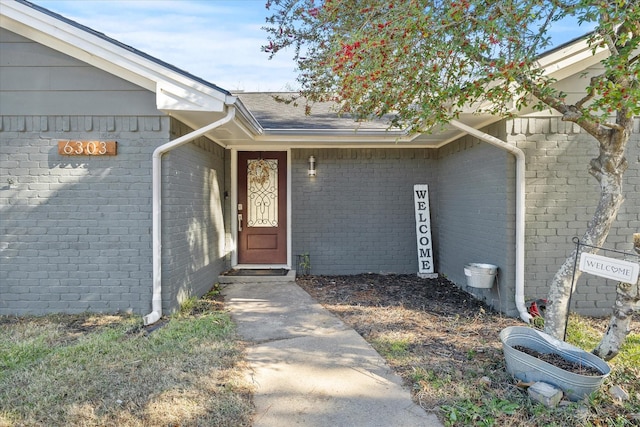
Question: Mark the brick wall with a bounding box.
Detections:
[509,116,640,316]
[0,115,165,315]
[161,119,229,312]
[435,123,517,316]
[291,148,436,275]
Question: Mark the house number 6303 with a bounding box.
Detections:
[58,140,117,156]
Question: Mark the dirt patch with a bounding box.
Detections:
[298,273,519,364]
[298,274,607,377]
[513,345,603,376]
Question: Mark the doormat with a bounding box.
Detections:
[225,269,289,276]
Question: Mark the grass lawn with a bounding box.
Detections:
[0,292,253,427]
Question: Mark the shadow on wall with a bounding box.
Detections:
[0,143,155,315]
[171,167,227,309]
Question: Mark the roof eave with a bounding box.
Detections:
[537,34,608,80]
[2,0,230,114]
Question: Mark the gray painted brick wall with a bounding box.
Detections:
[1,29,233,317]
[291,148,436,275]
[435,124,517,316]
[509,116,640,316]
[0,115,166,315]
[160,119,229,312]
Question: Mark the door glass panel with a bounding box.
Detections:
[247,159,278,227]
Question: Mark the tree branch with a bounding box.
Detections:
[601,121,625,131]
[602,31,620,57]
[575,75,602,110]
[517,75,607,138]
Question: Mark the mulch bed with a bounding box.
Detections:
[298,273,491,315]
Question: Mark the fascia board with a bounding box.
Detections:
[257,129,414,142]
[262,128,407,136]
[253,129,429,144]
[156,81,225,112]
[1,1,228,112]
[537,37,607,80]
[229,135,456,149]
[231,98,264,135]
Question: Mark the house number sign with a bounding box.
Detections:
[58,140,117,156]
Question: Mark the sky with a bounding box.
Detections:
[35,0,596,93]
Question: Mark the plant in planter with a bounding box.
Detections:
[500,326,611,401]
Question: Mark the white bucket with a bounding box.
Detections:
[464,263,498,288]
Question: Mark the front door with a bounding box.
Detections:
[237,151,287,264]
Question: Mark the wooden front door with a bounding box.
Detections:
[237,151,287,264]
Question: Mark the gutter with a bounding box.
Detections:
[143,105,236,325]
[450,120,532,323]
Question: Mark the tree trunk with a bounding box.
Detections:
[592,280,640,360]
[543,124,629,340]
[543,181,623,339]
[592,234,640,361]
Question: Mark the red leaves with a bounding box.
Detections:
[264,40,275,53]
[451,0,470,10]
[338,40,361,61]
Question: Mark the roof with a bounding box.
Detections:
[0,0,235,134]
[235,92,391,130]
[1,0,605,148]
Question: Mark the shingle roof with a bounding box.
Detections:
[235,92,394,131]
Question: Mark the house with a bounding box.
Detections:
[1,0,638,323]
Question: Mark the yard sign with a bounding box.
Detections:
[414,185,437,278]
[579,253,639,283]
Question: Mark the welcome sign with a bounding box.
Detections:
[414,185,437,278]
[579,253,639,283]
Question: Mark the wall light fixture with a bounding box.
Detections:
[308,155,316,177]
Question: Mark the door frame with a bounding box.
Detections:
[230,148,291,269]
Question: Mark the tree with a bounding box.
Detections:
[593,233,640,361]
[264,0,640,351]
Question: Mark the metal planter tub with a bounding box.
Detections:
[500,326,611,401]
[463,263,498,288]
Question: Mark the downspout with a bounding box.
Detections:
[450,120,532,323]
[143,105,236,325]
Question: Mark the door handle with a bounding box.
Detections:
[237,214,243,232]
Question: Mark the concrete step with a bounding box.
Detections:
[218,269,297,284]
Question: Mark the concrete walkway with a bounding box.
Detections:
[221,278,443,427]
